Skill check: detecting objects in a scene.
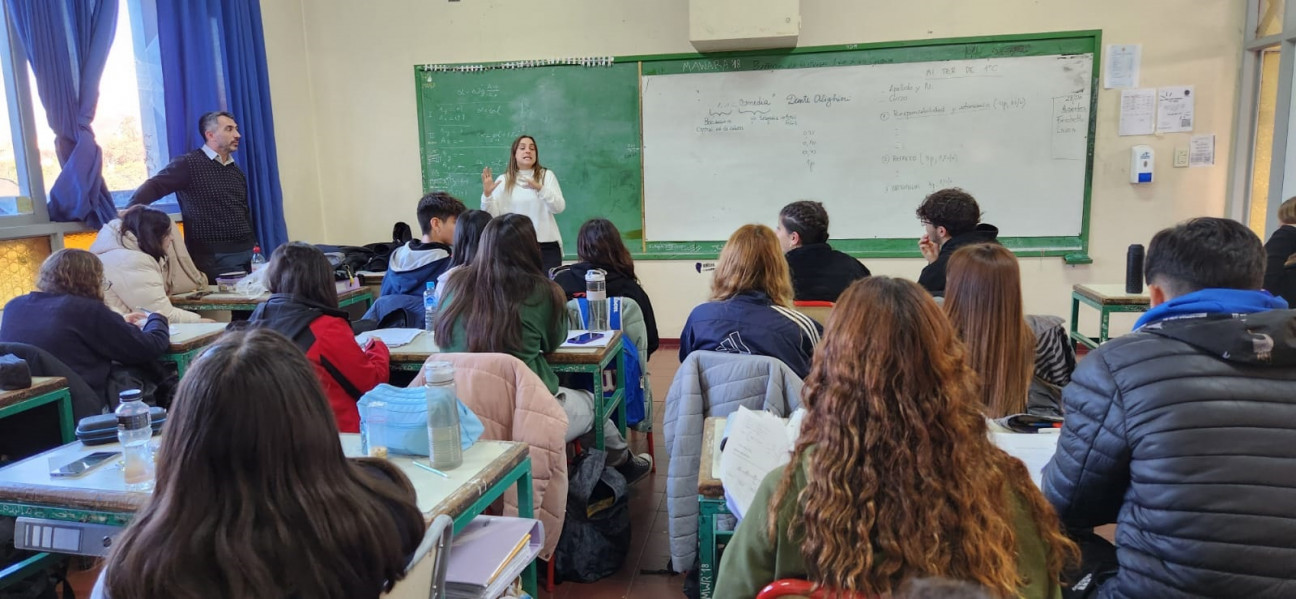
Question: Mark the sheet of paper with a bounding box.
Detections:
[990,431,1061,488]
[719,407,794,519]
[1104,44,1141,89]
[355,328,422,348]
[1118,88,1156,136]
[1190,134,1216,167]
[1157,86,1195,133]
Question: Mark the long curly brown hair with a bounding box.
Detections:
[767,277,1077,596]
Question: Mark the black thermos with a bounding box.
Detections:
[1126,244,1145,294]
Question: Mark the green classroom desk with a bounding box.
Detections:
[162,322,228,377]
[1069,283,1151,350]
[0,377,73,446]
[698,416,732,599]
[383,330,629,450]
[170,283,374,314]
[0,436,538,596]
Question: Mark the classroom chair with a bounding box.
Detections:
[791,300,833,326]
[383,514,453,599]
[565,296,657,471]
[756,579,872,599]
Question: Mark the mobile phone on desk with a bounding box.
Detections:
[50,451,120,478]
[566,332,605,345]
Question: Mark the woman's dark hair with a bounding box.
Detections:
[435,213,566,352]
[778,201,830,246]
[119,205,173,262]
[264,242,338,308]
[576,218,636,280]
[101,328,424,599]
[449,210,492,269]
[36,249,104,301]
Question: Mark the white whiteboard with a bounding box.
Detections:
[641,54,1092,242]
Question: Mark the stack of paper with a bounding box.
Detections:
[446,516,543,599]
[719,407,805,520]
[355,328,423,348]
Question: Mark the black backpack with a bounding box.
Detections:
[553,449,631,583]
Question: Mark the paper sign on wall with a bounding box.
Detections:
[1189,134,1215,167]
[1118,88,1156,136]
[1104,45,1141,89]
[1157,86,1195,133]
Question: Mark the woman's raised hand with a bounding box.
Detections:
[481,167,498,196]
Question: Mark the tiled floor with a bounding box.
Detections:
[67,350,687,599]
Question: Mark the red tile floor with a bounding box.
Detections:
[67,350,689,599]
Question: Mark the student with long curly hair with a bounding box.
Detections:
[715,277,1077,598]
[679,224,822,378]
[92,328,424,599]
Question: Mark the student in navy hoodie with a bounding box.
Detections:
[379,191,466,297]
[680,224,823,378]
[251,242,390,433]
[552,218,659,355]
[0,249,169,404]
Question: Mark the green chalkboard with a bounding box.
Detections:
[416,30,1100,263]
[416,63,643,260]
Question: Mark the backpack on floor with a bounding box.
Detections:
[553,449,631,583]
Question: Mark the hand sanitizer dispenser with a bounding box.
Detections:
[1131,145,1154,184]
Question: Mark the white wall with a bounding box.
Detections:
[260,0,1246,338]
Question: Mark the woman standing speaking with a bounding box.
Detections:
[482,135,566,272]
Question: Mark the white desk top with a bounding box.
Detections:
[167,322,228,350]
[0,436,524,518]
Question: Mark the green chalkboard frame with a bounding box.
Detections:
[416,30,1101,264]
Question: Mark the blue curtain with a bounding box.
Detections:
[155,0,287,252]
[6,0,119,228]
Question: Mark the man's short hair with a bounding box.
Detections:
[1145,217,1264,298]
[778,200,830,245]
[915,188,981,237]
[416,191,467,235]
[198,111,236,138]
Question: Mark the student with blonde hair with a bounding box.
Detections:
[716,277,1076,598]
[679,224,822,378]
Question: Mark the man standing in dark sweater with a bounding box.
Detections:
[915,187,1000,297]
[129,111,255,282]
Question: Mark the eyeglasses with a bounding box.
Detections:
[102,279,113,291]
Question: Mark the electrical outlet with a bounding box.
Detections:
[1173,147,1189,168]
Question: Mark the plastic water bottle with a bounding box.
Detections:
[362,401,389,459]
[424,361,462,470]
[250,245,267,272]
[116,389,154,491]
[585,269,608,331]
[424,282,438,333]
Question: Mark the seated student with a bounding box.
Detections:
[680,224,822,379]
[432,209,492,301]
[1263,196,1296,305]
[435,214,652,482]
[1044,218,1296,597]
[91,328,423,599]
[250,242,390,433]
[774,200,869,302]
[551,218,660,355]
[944,243,1072,418]
[715,277,1076,598]
[380,191,466,297]
[0,249,169,404]
[915,188,999,297]
[90,205,212,323]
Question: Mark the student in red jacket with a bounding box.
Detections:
[250,242,389,432]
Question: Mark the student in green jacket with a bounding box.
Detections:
[434,213,651,483]
[715,277,1078,599]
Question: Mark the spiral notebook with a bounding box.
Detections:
[445,516,543,599]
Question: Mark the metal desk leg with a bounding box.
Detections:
[54,390,73,443]
[591,364,606,450]
[1070,293,1081,343]
[514,460,537,597]
[1099,306,1112,344]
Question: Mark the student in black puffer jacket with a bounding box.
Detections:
[1043,217,1296,598]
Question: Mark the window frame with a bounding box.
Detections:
[1234,0,1296,234]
